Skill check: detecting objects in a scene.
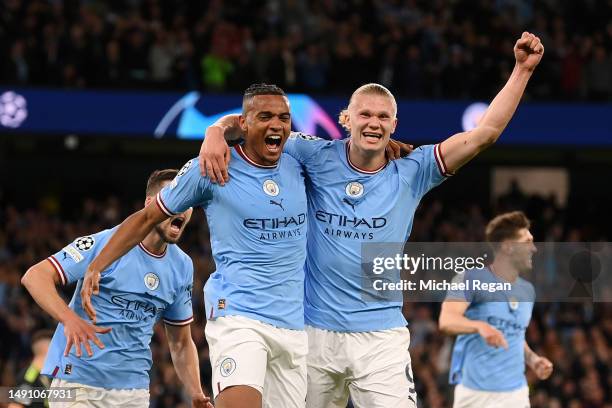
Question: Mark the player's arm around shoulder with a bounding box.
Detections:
[438,32,544,174]
[199,115,241,185]
[284,131,331,162]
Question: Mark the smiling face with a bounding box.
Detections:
[240,94,291,166]
[345,92,397,155]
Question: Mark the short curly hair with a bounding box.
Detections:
[242,83,287,113]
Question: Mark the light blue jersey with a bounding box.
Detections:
[447,267,535,392]
[157,146,307,329]
[284,134,449,332]
[42,228,194,389]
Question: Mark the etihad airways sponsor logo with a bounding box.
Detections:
[243,213,307,230]
[315,210,387,229]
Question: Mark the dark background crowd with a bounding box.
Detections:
[1,0,611,100]
[0,0,611,407]
[0,175,610,407]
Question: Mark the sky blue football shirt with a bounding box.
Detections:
[42,227,194,389]
[157,146,308,329]
[447,267,535,391]
[284,134,449,332]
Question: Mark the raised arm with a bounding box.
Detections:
[21,261,111,357]
[439,32,544,173]
[81,203,167,322]
[439,300,508,349]
[165,324,214,408]
[199,114,242,185]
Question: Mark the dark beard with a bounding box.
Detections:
[154,224,179,244]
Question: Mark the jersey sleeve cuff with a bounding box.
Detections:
[47,256,67,285]
[434,143,454,177]
[156,193,176,217]
[163,316,194,326]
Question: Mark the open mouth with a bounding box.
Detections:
[362,132,383,141]
[264,135,282,153]
[169,217,185,233]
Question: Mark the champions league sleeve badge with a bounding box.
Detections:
[74,236,95,251]
[177,159,193,176]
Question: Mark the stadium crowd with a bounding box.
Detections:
[0,183,610,407]
[1,0,611,100]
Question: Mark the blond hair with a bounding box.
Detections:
[338,83,397,130]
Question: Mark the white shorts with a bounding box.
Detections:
[306,325,417,408]
[48,378,149,408]
[453,384,530,408]
[206,315,308,408]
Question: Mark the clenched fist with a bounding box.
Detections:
[514,31,544,71]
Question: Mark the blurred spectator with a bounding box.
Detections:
[0,0,610,100]
[1,181,610,407]
[585,46,612,101]
[149,28,177,85]
[8,329,53,408]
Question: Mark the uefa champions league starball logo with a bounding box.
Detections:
[0,91,28,128]
[74,236,95,251]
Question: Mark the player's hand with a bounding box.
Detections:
[531,355,553,380]
[80,266,101,323]
[476,322,508,349]
[62,312,111,358]
[514,32,544,71]
[191,392,214,408]
[199,125,231,185]
[386,139,414,160]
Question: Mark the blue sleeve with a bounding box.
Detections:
[398,144,450,198]
[163,258,194,326]
[157,158,212,216]
[47,230,113,285]
[445,272,475,303]
[283,132,329,167]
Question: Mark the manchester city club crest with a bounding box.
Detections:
[144,272,160,290]
[263,179,280,196]
[508,296,519,310]
[220,357,236,377]
[345,181,364,198]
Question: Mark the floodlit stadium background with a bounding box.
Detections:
[1,1,611,407]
